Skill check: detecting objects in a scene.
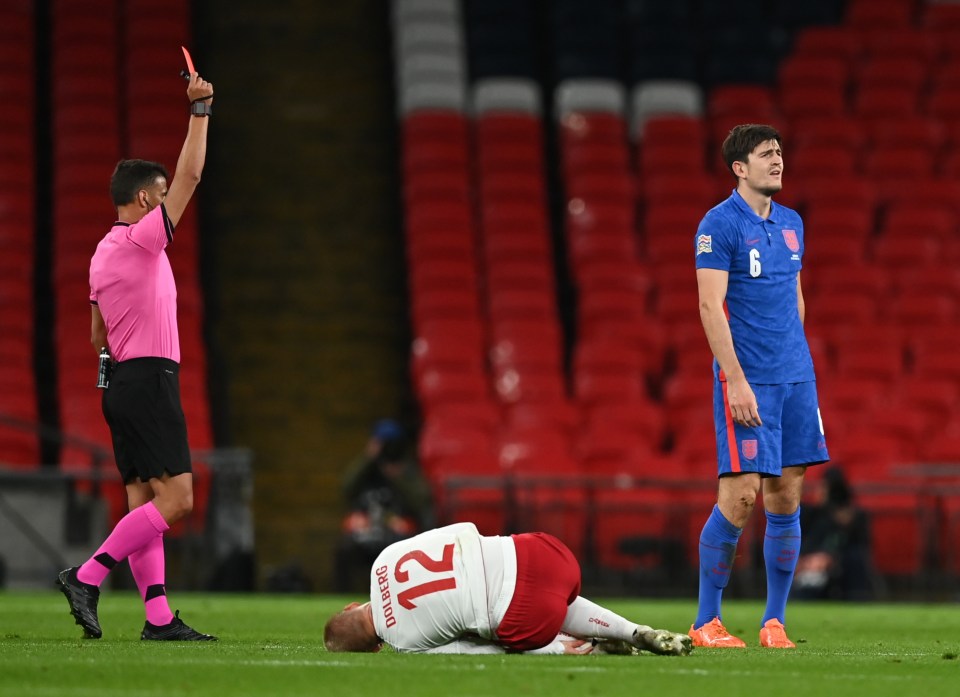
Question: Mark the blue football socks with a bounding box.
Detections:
[695,504,743,629]
[761,508,801,626]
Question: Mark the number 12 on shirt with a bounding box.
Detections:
[393,544,456,609]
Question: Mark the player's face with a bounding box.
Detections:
[739,139,783,196]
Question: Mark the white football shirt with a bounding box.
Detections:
[368,522,517,653]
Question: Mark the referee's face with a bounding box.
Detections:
[138,176,169,217]
[740,139,783,197]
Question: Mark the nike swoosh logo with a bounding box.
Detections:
[746,238,760,245]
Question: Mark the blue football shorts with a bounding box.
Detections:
[713,378,829,477]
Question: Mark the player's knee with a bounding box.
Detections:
[164,491,194,522]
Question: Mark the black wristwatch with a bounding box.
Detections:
[190,101,212,117]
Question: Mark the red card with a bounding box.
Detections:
[181,46,196,75]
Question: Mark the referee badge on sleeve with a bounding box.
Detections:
[697,234,712,255]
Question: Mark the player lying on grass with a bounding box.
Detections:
[324,522,693,656]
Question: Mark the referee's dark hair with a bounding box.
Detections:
[721,124,782,178]
[110,159,170,207]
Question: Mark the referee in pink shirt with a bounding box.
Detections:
[57,71,217,641]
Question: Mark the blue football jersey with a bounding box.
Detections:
[694,190,815,385]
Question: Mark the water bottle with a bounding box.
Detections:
[96,347,111,389]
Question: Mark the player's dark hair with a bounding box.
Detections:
[721,124,782,178]
[109,159,169,207]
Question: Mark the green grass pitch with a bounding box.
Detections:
[1,592,958,697]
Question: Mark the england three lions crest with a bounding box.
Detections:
[781,229,799,252]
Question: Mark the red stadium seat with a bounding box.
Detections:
[565,171,636,207]
[577,287,648,330]
[562,142,631,177]
[415,368,490,409]
[778,55,849,92]
[487,287,557,322]
[573,257,653,297]
[880,205,955,242]
[403,110,469,145]
[802,205,874,246]
[490,328,563,374]
[854,85,920,118]
[567,227,638,268]
[845,0,915,28]
[573,368,648,407]
[582,399,668,452]
[410,287,482,326]
[493,369,567,406]
[480,171,546,205]
[402,139,470,176]
[639,115,707,150]
[410,332,486,383]
[864,146,934,180]
[857,490,928,577]
[872,236,940,268]
[790,145,856,177]
[641,173,721,209]
[865,116,947,151]
[792,26,863,64]
[421,425,498,490]
[559,111,627,147]
[856,57,927,91]
[874,178,960,215]
[408,256,479,296]
[708,85,777,120]
[818,375,887,415]
[503,399,580,434]
[638,142,707,175]
[485,258,555,294]
[857,27,940,62]
[779,84,847,121]
[641,204,705,258]
[477,140,543,176]
[911,345,960,382]
[925,85,960,120]
[483,228,551,264]
[832,336,905,382]
[797,175,876,211]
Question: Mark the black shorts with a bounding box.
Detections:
[102,357,192,484]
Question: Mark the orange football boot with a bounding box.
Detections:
[688,617,746,648]
[759,618,796,648]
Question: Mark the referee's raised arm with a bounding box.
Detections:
[163,71,214,227]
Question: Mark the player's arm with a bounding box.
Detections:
[797,273,805,325]
[696,267,761,427]
[90,305,107,355]
[163,72,214,228]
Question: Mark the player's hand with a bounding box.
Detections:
[561,638,594,655]
[726,376,762,428]
[187,73,214,105]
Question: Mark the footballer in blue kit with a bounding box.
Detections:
[689,124,829,650]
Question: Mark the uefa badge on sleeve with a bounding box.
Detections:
[697,234,712,255]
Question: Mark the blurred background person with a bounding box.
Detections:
[793,467,875,601]
[333,419,433,592]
